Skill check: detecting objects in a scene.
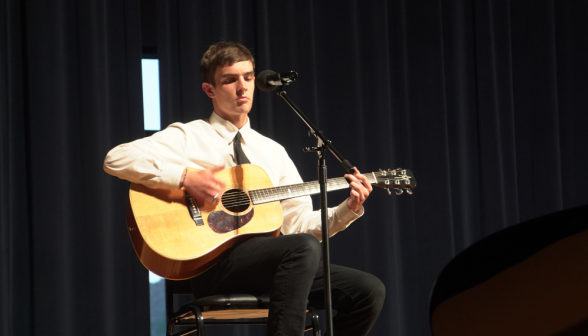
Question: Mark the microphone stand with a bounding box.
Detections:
[274,85,355,336]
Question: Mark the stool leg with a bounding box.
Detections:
[167,317,177,336]
[189,306,205,336]
[307,306,321,336]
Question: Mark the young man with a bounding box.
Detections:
[104,42,384,336]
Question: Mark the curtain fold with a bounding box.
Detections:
[1,1,32,335]
[0,0,149,335]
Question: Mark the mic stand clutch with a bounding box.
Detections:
[275,85,356,336]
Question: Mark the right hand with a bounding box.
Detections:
[182,165,226,206]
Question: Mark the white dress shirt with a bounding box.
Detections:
[103,112,362,240]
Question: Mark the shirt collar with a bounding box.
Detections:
[209,111,252,144]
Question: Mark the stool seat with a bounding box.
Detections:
[167,291,320,336]
[177,294,271,320]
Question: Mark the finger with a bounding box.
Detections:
[350,193,362,205]
[209,191,220,202]
[209,165,226,173]
[210,176,227,190]
[352,167,364,181]
[350,183,367,201]
[358,176,372,193]
[353,167,372,192]
[345,174,360,185]
[205,185,219,198]
[350,180,369,196]
[209,166,226,189]
[354,182,369,201]
[349,180,362,192]
[199,187,219,203]
[187,188,209,205]
[356,185,367,201]
[347,172,366,188]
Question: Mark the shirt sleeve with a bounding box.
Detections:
[277,150,364,241]
[103,124,188,190]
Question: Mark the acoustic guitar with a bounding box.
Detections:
[127,164,416,280]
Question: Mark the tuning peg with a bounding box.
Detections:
[395,188,404,195]
[387,189,392,195]
[406,188,413,195]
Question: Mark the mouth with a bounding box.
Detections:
[237,96,249,102]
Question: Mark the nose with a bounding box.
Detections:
[236,76,248,92]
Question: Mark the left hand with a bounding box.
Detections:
[345,167,372,213]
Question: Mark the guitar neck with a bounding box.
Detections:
[249,174,377,205]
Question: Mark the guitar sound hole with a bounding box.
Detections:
[221,189,251,213]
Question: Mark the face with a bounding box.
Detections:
[202,61,255,127]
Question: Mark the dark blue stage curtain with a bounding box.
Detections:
[0,0,148,335]
[155,1,588,335]
[2,1,588,336]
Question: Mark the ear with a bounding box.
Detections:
[202,82,215,98]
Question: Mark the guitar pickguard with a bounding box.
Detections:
[208,208,255,233]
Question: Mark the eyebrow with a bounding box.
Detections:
[221,71,255,78]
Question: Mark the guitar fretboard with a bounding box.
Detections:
[249,175,377,205]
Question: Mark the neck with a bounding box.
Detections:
[214,111,248,129]
[230,118,248,129]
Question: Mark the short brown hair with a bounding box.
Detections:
[200,42,255,86]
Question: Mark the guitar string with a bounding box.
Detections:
[220,185,340,207]
[217,173,409,207]
[215,172,411,208]
[220,178,350,202]
[218,171,404,204]
[219,180,349,208]
[218,178,349,202]
[218,177,367,208]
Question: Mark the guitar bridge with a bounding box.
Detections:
[184,191,204,226]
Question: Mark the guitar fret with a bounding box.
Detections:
[295,184,304,196]
[278,187,285,200]
[265,188,271,202]
[251,172,385,205]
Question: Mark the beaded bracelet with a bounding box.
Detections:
[179,169,188,189]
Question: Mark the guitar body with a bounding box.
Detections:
[127,164,283,280]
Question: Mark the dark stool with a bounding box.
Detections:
[166,279,321,336]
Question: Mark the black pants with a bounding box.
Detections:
[189,233,385,336]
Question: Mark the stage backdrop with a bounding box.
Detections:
[0,0,149,335]
[155,1,588,335]
[2,0,588,336]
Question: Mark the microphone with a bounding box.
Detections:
[255,70,298,92]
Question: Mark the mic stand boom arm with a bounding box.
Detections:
[275,85,355,336]
[275,87,356,175]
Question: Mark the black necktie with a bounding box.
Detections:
[233,132,250,165]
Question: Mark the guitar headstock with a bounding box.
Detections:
[371,168,417,195]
